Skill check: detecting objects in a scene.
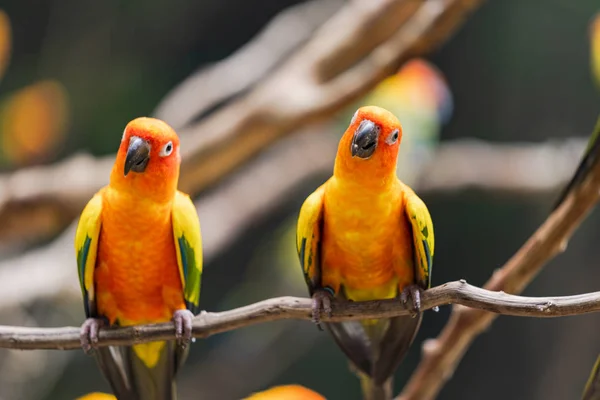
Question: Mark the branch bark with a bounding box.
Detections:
[0,0,482,246]
[1,281,599,351]
[396,126,600,400]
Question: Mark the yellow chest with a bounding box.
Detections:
[321,178,414,298]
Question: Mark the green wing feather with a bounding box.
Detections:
[171,191,203,315]
[295,184,326,294]
[74,191,103,318]
[403,184,434,289]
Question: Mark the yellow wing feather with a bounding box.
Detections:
[402,184,434,289]
[171,191,203,314]
[296,184,326,293]
[74,191,103,317]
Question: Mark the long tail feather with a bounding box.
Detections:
[360,375,393,400]
[95,340,188,400]
[326,313,422,396]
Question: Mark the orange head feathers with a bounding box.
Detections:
[110,117,181,202]
[334,105,403,185]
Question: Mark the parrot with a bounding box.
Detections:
[552,13,600,210]
[296,105,434,400]
[74,117,203,400]
[244,384,325,400]
[76,393,117,400]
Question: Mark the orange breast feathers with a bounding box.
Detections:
[94,187,185,326]
[321,178,415,295]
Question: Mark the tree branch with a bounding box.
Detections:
[1,281,599,351]
[396,124,600,400]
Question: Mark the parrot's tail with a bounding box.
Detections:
[95,340,187,400]
[359,375,393,400]
[326,313,422,400]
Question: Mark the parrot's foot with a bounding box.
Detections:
[400,284,423,316]
[311,289,333,330]
[80,317,107,354]
[173,309,194,348]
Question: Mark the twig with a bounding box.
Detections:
[1,281,600,351]
[153,0,344,130]
[396,123,600,400]
[0,0,482,246]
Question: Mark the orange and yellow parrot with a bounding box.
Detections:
[75,117,203,400]
[296,106,434,400]
[244,384,325,400]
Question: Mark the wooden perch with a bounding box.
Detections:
[0,0,482,246]
[1,281,600,351]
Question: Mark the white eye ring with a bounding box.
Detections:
[159,141,174,157]
[385,129,400,145]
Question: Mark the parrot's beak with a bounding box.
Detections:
[351,119,379,159]
[124,136,151,176]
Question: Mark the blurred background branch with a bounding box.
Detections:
[2,280,600,350]
[0,0,480,248]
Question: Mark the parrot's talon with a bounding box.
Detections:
[173,309,194,348]
[401,284,423,316]
[311,289,333,330]
[80,317,107,355]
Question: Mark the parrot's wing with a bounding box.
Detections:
[296,184,326,295]
[403,184,434,289]
[172,191,203,315]
[74,191,103,318]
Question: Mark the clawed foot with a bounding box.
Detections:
[311,289,333,330]
[400,284,423,316]
[80,317,107,354]
[173,309,194,348]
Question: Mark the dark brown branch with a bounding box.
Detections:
[397,124,600,400]
[1,281,600,351]
[0,0,482,246]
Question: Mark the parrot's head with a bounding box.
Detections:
[111,117,181,202]
[334,105,403,184]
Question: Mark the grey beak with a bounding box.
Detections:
[124,136,151,176]
[351,119,379,159]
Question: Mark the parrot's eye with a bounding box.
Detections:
[385,129,399,145]
[159,141,174,157]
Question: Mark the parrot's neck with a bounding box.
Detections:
[333,157,398,192]
[109,167,178,205]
